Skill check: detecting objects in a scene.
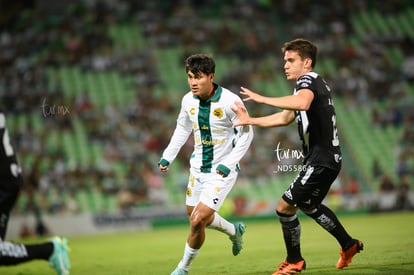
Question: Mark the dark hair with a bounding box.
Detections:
[281,38,317,68]
[185,53,215,76]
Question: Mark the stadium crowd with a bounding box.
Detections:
[0,0,412,224]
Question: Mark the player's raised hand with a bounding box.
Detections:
[240,86,265,103]
[231,101,251,127]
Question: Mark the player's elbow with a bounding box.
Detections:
[279,111,295,126]
[296,101,311,111]
[278,118,293,127]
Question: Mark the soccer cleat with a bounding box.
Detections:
[229,222,246,256]
[336,239,364,269]
[272,259,306,275]
[49,236,71,275]
[171,267,188,275]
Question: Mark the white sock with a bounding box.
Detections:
[177,242,199,271]
[208,212,236,236]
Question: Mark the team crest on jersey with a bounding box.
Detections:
[213,108,223,119]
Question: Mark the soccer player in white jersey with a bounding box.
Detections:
[159,53,253,275]
[232,39,363,274]
[0,112,70,274]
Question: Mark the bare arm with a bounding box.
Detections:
[232,102,295,128]
[240,86,314,111]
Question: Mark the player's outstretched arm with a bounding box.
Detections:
[232,102,295,128]
[240,87,314,111]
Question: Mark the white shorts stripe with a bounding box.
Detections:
[300,165,314,185]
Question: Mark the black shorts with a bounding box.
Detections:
[282,165,339,210]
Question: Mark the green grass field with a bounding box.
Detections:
[1,211,414,274]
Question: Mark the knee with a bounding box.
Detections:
[275,206,286,217]
[275,200,297,216]
[189,212,208,231]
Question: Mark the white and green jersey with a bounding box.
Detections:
[160,84,253,176]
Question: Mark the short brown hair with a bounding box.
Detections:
[282,38,317,68]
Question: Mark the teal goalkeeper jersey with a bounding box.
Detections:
[160,85,253,176]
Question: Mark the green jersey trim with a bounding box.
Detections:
[198,85,223,172]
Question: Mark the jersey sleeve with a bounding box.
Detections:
[296,74,318,97]
[159,98,193,167]
[216,96,254,175]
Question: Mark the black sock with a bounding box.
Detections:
[277,212,303,263]
[26,242,54,260]
[0,241,53,265]
[304,204,353,249]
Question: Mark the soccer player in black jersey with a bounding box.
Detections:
[232,38,363,274]
[0,112,70,274]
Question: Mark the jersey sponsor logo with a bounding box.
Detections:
[195,134,226,146]
[298,77,312,84]
[297,77,312,88]
[297,76,312,87]
[213,108,223,119]
[201,139,225,146]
